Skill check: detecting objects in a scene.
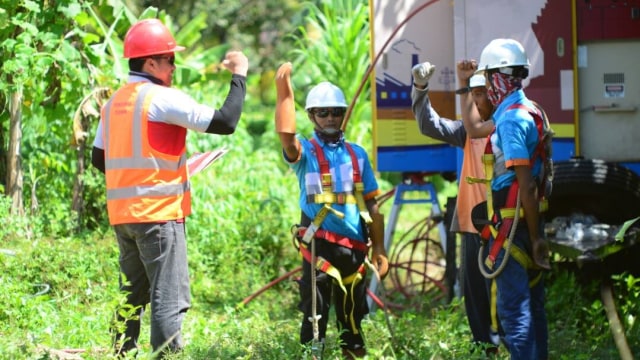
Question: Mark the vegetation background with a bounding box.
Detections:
[1,0,639,359]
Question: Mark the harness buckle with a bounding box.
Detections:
[302,223,319,244]
[321,173,332,187]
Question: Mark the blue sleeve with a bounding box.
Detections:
[497,113,530,165]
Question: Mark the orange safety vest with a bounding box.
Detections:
[101,82,191,225]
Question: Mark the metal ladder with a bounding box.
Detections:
[367,176,449,311]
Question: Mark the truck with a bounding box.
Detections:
[367,0,640,326]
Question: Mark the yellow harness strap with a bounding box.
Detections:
[309,139,372,224]
[299,244,366,335]
[488,247,543,336]
[301,205,343,244]
[305,139,370,334]
[499,200,548,219]
[481,153,496,226]
[308,193,357,204]
[490,279,499,335]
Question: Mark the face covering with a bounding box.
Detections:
[487,72,522,107]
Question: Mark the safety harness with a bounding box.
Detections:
[469,103,553,275]
[467,103,553,337]
[293,138,373,343]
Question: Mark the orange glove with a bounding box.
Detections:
[370,213,389,279]
[275,62,296,134]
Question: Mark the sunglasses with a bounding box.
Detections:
[312,108,346,118]
[151,55,175,66]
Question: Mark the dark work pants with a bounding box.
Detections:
[460,232,499,346]
[297,239,368,351]
[492,225,548,360]
[112,221,191,356]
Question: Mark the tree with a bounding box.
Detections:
[139,0,303,74]
[0,0,113,221]
[0,1,81,214]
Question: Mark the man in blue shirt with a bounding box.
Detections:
[274,62,388,360]
[412,61,500,354]
[474,38,551,359]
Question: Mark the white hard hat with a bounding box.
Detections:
[475,38,530,76]
[469,74,486,88]
[305,82,348,110]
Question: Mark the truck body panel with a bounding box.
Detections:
[370,0,640,174]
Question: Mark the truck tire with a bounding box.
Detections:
[547,158,640,224]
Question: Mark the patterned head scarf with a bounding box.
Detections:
[486,71,522,107]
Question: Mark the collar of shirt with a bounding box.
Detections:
[128,71,164,85]
[312,130,345,148]
[493,89,528,124]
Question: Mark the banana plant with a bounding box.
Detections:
[289,0,372,146]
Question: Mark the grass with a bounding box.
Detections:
[2,184,640,359]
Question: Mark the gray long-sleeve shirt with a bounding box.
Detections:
[411,86,489,234]
[411,86,467,148]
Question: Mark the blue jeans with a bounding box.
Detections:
[112,221,191,355]
[491,225,548,360]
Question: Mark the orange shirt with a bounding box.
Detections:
[453,136,487,233]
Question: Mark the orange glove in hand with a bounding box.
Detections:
[274,62,296,134]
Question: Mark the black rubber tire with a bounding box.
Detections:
[547,158,640,224]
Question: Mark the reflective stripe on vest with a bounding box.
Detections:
[102,82,190,225]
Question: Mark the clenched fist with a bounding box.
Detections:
[412,61,436,87]
[221,51,249,76]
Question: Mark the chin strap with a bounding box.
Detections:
[314,129,343,144]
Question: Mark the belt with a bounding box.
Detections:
[296,227,369,252]
[306,193,357,204]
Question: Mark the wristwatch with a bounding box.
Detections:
[455,86,470,95]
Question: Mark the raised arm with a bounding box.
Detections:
[411,62,466,147]
[274,62,301,161]
[457,60,494,138]
[205,51,249,135]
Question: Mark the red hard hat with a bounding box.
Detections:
[123,19,185,59]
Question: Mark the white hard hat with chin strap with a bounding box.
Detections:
[475,38,530,79]
[305,82,348,136]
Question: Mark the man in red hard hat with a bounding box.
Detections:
[91,18,249,358]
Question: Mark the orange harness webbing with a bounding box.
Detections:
[309,138,371,223]
[310,138,362,187]
[302,139,371,335]
[296,227,369,253]
[299,245,367,284]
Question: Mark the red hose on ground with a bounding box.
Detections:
[238,266,302,308]
[239,266,387,309]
